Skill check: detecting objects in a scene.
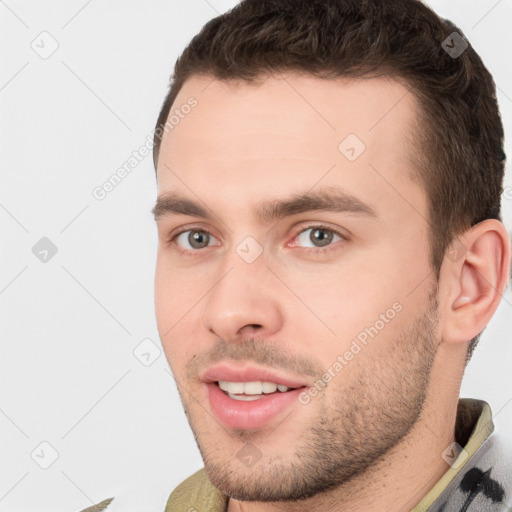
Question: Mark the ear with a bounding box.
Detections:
[440,219,511,344]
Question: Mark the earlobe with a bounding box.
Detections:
[441,219,510,344]
[452,295,470,309]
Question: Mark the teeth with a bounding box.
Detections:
[244,381,263,395]
[227,392,263,401]
[219,381,244,393]
[262,382,277,393]
[218,381,292,395]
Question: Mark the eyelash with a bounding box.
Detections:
[166,224,347,257]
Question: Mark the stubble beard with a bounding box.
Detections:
[177,287,440,503]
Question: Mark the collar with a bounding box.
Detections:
[411,397,494,511]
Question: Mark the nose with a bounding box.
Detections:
[200,253,284,342]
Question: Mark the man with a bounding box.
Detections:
[149,0,511,510]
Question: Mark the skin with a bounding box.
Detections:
[153,73,510,512]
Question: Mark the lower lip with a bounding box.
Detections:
[206,382,305,430]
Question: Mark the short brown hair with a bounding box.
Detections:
[153,0,506,364]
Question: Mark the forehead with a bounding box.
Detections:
[156,73,425,226]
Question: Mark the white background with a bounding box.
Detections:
[1,1,511,511]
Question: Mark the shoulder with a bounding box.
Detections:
[165,467,229,512]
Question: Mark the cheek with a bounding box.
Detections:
[283,259,412,355]
[154,254,196,327]
[154,255,207,368]
[284,265,380,329]
[154,256,173,331]
[154,257,187,353]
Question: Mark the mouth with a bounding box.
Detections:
[201,364,310,430]
[206,381,307,429]
[204,370,308,430]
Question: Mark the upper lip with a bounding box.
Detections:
[201,363,309,389]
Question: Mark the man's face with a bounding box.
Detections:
[154,73,440,501]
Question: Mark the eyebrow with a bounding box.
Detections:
[151,187,377,224]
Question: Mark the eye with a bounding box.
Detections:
[167,224,347,257]
[291,225,345,252]
[171,228,220,254]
